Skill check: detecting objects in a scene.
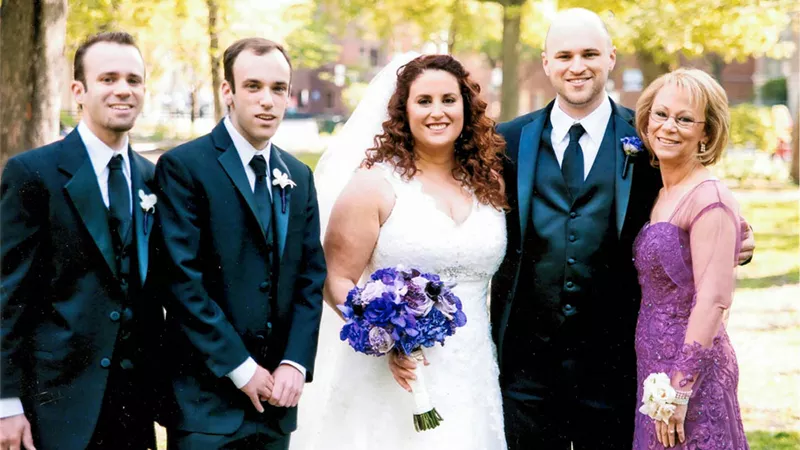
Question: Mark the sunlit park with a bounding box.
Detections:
[1,0,798,448]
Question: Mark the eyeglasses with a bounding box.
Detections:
[649,109,705,130]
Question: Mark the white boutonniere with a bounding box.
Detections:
[138,189,157,232]
[272,169,296,213]
[620,136,644,179]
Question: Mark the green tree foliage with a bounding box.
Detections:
[563,0,795,84]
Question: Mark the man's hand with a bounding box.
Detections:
[0,414,35,450]
[240,365,274,413]
[738,219,755,266]
[268,364,305,408]
[388,351,428,392]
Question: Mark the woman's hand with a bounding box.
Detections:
[388,351,429,392]
[655,404,687,448]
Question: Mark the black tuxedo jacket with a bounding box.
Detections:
[151,120,326,435]
[0,130,162,450]
[491,100,662,368]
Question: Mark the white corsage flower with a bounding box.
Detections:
[139,189,157,213]
[272,169,297,189]
[639,372,678,424]
[272,169,296,213]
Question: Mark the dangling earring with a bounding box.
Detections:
[700,142,706,153]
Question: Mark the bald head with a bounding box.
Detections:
[541,7,617,119]
[545,8,613,52]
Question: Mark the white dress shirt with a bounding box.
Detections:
[549,95,613,181]
[0,122,133,418]
[222,116,306,388]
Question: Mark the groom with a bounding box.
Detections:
[152,37,326,449]
[491,8,754,450]
[1,32,162,449]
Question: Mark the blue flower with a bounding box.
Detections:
[340,320,370,353]
[371,267,398,284]
[363,294,400,327]
[620,136,644,179]
[621,136,644,156]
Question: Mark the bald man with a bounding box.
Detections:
[489,8,754,449]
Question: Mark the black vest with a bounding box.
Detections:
[515,115,618,340]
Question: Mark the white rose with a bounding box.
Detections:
[654,403,676,423]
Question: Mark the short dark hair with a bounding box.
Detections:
[223,37,292,92]
[73,31,142,88]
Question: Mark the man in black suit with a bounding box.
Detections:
[152,37,326,449]
[1,32,162,450]
[490,8,755,449]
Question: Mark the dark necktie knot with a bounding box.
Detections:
[250,155,268,180]
[108,154,124,171]
[568,123,585,143]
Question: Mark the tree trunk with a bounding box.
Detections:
[499,2,522,122]
[207,0,224,123]
[791,108,799,185]
[707,53,725,83]
[636,49,672,86]
[447,0,461,54]
[0,0,67,170]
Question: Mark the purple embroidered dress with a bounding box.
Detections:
[633,180,748,449]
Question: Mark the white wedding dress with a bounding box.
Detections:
[293,162,508,449]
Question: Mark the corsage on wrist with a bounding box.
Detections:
[639,372,692,423]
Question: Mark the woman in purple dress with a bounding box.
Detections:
[632,68,749,449]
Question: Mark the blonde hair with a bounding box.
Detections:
[635,68,730,166]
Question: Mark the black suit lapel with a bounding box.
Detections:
[60,130,117,277]
[612,101,638,239]
[130,150,154,284]
[213,122,269,245]
[269,146,291,261]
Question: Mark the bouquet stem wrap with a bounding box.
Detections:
[409,349,442,431]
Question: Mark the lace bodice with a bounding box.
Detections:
[293,162,508,449]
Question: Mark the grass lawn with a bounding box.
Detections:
[731,187,800,449]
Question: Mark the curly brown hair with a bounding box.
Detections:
[363,54,509,211]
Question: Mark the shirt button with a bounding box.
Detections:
[566,281,574,289]
[120,359,134,370]
[570,212,577,219]
[567,258,576,265]
[109,311,121,322]
[259,281,270,292]
[569,235,576,242]
[100,358,111,368]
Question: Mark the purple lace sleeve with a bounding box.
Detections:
[669,181,740,389]
[670,340,718,387]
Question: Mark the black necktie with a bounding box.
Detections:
[562,123,585,198]
[107,154,131,240]
[249,155,271,234]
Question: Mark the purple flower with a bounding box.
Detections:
[360,281,385,304]
[340,320,370,353]
[363,293,399,327]
[368,327,395,354]
[371,267,398,284]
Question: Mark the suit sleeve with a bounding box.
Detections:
[1,158,45,398]
[282,165,326,381]
[153,153,250,377]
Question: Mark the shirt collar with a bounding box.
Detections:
[550,95,612,147]
[77,121,130,178]
[224,116,272,172]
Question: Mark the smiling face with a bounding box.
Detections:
[71,41,145,147]
[542,14,616,118]
[646,84,708,165]
[222,48,291,149]
[406,69,465,155]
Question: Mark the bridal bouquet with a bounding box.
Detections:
[338,266,467,431]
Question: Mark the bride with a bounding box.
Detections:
[292,53,509,449]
